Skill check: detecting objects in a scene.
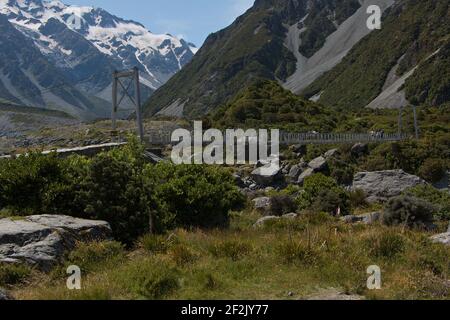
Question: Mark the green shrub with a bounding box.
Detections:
[208,240,252,261]
[404,185,450,221]
[382,196,436,229]
[146,163,245,230]
[418,158,448,183]
[365,232,407,259]
[277,240,321,265]
[68,241,125,273]
[0,152,64,215]
[139,234,172,254]
[68,153,161,244]
[0,263,31,286]
[269,195,297,216]
[349,189,369,209]
[170,244,197,266]
[297,174,350,215]
[124,260,179,299]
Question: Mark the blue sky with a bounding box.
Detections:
[64,0,255,46]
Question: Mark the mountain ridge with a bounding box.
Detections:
[0,0,196,119]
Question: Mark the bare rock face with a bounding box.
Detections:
[352,170,426,201]
[430,232,450,246]
[0,215,111,271]
[297,168,315,185]
[0,288,12,300]
[340,212,381,225]
[351,143,369,157]
[252,197,271,213]
[251,162,282,187]
[308,156,328,172]
[253,213,298,228]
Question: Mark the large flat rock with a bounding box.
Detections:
[352,170,426,201]
[0,215,111,271]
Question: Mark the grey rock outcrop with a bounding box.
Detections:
[287,164,303,182]
[251,164,282,187]
[297,168,315,185]
[252,197,271,212]
[253,213,298,227]
[324,149,339,159]
[0,288,11,300]
[352,170,426,201]
[340,212,381,225]
[351,143,368,157]
[0,215,111,271]
[430,232,450,246]
[308,156,328,172]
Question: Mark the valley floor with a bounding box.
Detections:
[9,212,450,300]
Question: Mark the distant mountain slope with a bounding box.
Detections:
[0,14,111,120]
[303,0,450,110]
[0,0,196,119]
[0,102,77,139]
[143,0,393,118]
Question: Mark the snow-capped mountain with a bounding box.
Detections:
[0,0,196,119]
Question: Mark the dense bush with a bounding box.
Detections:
[382,196,436,229]
[0,138,244,244]
[404,185,450,221]
[146,163,245,230]
[365,232,407,260]
[0,153,64,215]
[269,195,297,216]
[418,158,448,183]
[297,174,350,215]
[349,189,369,209]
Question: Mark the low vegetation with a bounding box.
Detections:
[9,214,449,300]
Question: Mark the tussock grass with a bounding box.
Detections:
[11,214,450,300]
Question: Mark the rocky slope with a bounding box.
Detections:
[0,0,196,119]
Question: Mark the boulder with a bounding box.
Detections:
[308,156,328,172]
[282,213,298,219]
[352,170,426,201]
[0,289,11,301]
[430,233,450,246]
[253,216,279,227]
[351,143,368,157]
[287,164,303,182]
[232,174,246,188]
[253,213,298,227]
[297,168,314,185]
[251,163,282,186]
[252,197,271,212]
[340,212,381,225]
[0,215,111,271]
[324,149,339,159]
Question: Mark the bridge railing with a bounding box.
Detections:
[145,130,408,146]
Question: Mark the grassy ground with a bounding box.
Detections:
[8,211,449,300]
